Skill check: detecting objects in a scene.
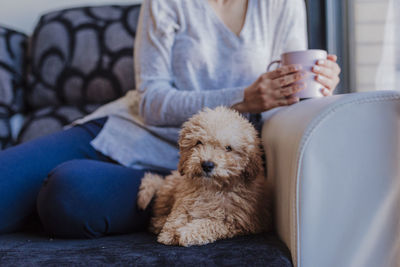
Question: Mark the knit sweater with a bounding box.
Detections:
[72,0,308,171]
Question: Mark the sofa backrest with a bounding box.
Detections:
[0,26,27,149]
[27,4,141,111]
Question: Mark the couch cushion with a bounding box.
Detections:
[0,26,27,112]
[27,5,141,111]
[0,26,28,149]
[17,105,99,144]
[0,105,13,149]
[0,230,293,266]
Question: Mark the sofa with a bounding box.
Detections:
[0,4,292,266]
[1,3,399,267]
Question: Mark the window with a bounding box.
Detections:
[306,0,399,93]
[349,0,400,92]
[305,0,350,94]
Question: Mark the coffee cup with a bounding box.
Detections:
[267,49,328,99]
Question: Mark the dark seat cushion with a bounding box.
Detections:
[0,230,293,266]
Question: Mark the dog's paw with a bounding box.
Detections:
[177,227,213,247]
[137,173,164,210]
[149,216,167,234]
[157,230,179,245]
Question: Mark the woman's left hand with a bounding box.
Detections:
[312,54,341,96]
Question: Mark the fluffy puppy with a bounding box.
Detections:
[137,106,272,247]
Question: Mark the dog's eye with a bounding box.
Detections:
[196,140,203,146]
[225,145,233,152]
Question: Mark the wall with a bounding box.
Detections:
[0,0,143,34]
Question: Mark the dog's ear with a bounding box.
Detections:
[178,157,185,176]
[241,145,263,182]
[178,129,189,177]
[178,120,195,176]
[178,149,189,176]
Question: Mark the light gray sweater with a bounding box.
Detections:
[72,0,307,171]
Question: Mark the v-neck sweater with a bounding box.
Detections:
[71,0,308,171]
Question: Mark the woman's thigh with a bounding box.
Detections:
[0,118,111,233]
[36,159,161,238]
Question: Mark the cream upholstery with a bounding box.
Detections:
[262,91,400,267]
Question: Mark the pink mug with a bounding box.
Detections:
[267,49,328,99]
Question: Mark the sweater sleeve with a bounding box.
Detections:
[134,0,245,127]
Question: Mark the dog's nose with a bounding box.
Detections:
[201,161,215,173]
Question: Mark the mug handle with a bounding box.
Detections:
[267,60,281,72]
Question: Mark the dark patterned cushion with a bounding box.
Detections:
[0,26,27,112]
[17,104,100,144]
[0,104,13,149]
[0,26,28,149]
[27,5,141,110]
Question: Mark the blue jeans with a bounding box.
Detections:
[0,117,167,238]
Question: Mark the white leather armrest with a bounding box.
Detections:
[261,91,400,267]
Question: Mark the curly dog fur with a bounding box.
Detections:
[137,106,272,247]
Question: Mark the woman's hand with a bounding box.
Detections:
[312,54,341,96]
[233,64,305,114]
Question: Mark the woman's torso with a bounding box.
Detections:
[170,0,274,92]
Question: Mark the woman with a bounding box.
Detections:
[0,0,340,238]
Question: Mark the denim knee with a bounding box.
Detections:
[36,160,108,238]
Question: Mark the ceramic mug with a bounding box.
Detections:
[267,49,328,99]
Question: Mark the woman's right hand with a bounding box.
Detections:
[233,64,306,114]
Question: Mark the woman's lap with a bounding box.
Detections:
[0,117,162,237]
[37,159,153,238]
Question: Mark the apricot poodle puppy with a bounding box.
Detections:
[137,106,272,247]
